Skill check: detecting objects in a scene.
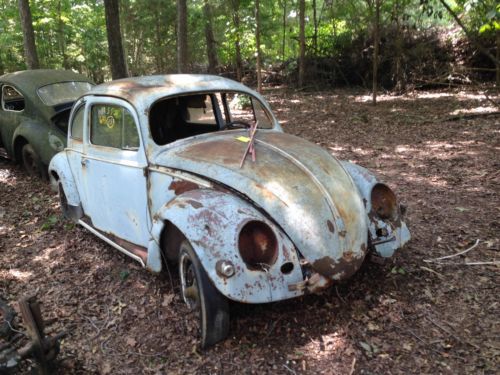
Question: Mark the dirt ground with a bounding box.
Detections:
[0,87,498,374]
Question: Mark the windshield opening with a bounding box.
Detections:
[37,81,94,106]
[149,91,274,146]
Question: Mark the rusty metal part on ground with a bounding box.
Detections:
[0,296,66,374]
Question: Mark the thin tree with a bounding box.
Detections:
[177,0,188,73]
[18,0,39,69]
[255,0,262,93]
[57,0,68,69]
[366,0,381,105]
[280,0,287,61]
[203,0,218,74]
[231,0,243,81]
[298,0,306,88]
[104,0,128,79]
[437,0,500,87]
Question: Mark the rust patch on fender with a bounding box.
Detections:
[327,220,335,233]
[312,252,366,280]
[168,180,199,195]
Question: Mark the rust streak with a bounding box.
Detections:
[168,180,199,195]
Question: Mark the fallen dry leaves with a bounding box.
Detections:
[0,86,498,374]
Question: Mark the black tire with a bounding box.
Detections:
[21,143,43,177]
[58,183,70,220]
[178,240,230,348]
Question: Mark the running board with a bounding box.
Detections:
[78,219,146,268]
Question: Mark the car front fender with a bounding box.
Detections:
[149,189,305,303]
[341,161,411,257]
[48,151,82,216]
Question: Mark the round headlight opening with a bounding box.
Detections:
[371,183,398,220]
[238,221,278,270]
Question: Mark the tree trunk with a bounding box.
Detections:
[18,0,39,69]
[281,0,287,61]
[393,0,404,92]
[255,0,262,93]
[298,0,306,88]
[496,29,499,87]
[57,0,69,69]
[372,0,380,105]
[104,0,128,79]
[0,53,4,76]
[176,0,188,73]
[313,0,318,53]
[231,0,243,82]
[203,0,218,74]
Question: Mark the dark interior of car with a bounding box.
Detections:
[149,94,220,145]
[3,99,25,111]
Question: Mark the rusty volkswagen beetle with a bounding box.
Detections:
[49,75,410,347]
[0,69,94,177]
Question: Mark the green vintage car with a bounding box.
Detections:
[0,69,93,177]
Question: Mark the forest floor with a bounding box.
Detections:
[0,86,499,374]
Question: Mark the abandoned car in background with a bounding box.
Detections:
[0,69,93,176]
[48,75,410,347]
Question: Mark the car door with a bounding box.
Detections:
[80,96,150,247]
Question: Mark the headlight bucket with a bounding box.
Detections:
[371,183,398,221]
[238,221,278,270]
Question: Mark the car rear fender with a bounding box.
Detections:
[148,189,305,303]
[48,152,82,214]
[13,120,64,165]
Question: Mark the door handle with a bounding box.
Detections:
[81,158,89,167]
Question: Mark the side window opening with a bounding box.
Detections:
[70,105,85,140]
[2,85,25,112]
[149,94,219,146]
[223,93,272,128]
[90,104,140,150]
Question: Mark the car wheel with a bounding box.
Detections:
[21,143,43,177]
[179,240,230,348]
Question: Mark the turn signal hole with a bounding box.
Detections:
[280,262,294,274]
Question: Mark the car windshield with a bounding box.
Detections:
[37,81,93,106]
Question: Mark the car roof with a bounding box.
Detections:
[0,69,93,93]
[88,74,262,109]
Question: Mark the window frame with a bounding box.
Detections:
[70,103,86,141]
[1,84,25,113]
[89,102,142,152]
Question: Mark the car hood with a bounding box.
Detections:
[154,131,368,279]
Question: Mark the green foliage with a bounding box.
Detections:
[41,215,59,231]
[0,0,494,81]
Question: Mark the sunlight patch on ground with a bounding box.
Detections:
[0,269,34,281]
[32,244,63,263]
[351,91,499,103]
[449,105,499,116]
[0,167,17,186]
[299,332,352,361]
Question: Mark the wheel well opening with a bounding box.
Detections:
[13,137,28,163]
[51,170,60,182]
[160,221,186,264]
